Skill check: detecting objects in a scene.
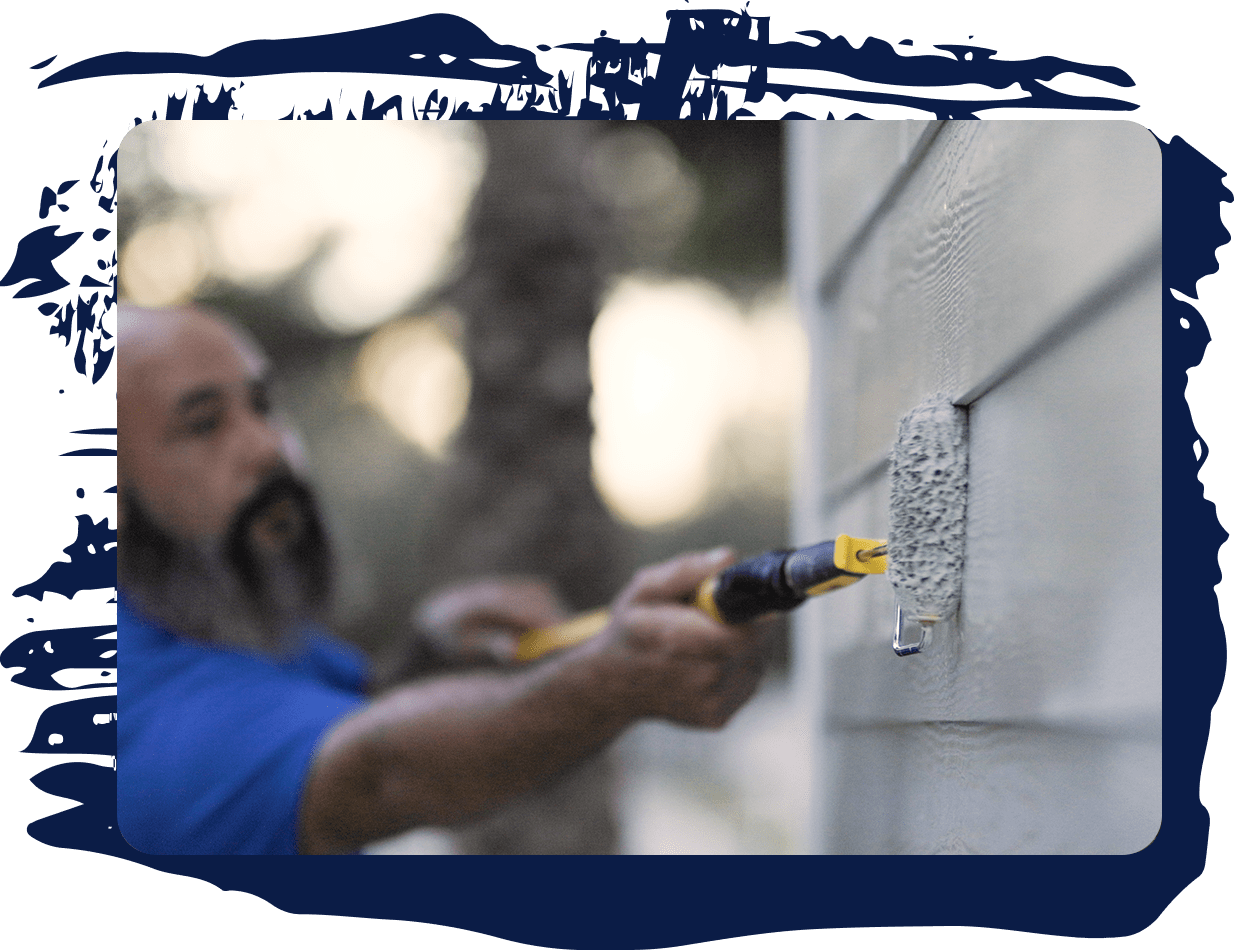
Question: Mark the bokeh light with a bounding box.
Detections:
[353,315,471,458]
[590,277,808,528]
[127,121,486,332]
[583,125,702,259]
[118,215,210,307]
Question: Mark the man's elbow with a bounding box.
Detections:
[297,727,476,853]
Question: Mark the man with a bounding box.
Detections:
[117,305,767,855]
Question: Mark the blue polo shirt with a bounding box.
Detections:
[117,598,369,855]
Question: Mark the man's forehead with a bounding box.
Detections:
[121,306,267,397]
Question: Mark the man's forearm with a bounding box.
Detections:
[298,639,630,854]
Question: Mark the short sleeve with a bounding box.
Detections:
[117,604,368,855]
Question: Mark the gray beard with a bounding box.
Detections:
[118,472,334,656]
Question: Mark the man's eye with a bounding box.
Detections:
[184,413,222,436]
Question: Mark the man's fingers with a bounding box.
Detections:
[622,603,744,658]
[587,549,773,729]
[625,548,735,606]
[419,579,568,635]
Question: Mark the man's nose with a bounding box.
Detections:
[238,413,287,477]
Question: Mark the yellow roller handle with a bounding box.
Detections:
[514,608,611,662]
[513,577,719,663]
[515,535,887,663]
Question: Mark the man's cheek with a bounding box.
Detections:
[152,478,228,540]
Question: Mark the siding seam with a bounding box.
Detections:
[954,237,1162,406]
[818,120,948,303]
[822,238,1160,509]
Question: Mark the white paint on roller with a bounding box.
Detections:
[887,393,969,621]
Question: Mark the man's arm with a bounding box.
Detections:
[297,548,765,854]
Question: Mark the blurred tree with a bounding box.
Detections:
[417,121,633,854]
[644,121,784,295]
[423,122,631,610]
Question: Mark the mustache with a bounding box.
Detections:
[224,470,331,606]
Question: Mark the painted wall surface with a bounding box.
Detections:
[788,121,1161,854]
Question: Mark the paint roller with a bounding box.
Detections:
[515,534,888,662]
[886,392,969,655]
[516,392,968,661]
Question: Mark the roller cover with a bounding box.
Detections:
[887,393,969,621]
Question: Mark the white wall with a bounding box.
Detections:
[789,121,1161,854]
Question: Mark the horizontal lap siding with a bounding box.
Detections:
[789,121,1161,854]
[825,725,1160,854]
[805,121,937,275]
[819,121,1160,487]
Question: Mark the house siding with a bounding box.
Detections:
[789,120,1161,854]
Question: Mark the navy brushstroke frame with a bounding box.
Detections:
[30,10,1140,121]
[2,6,1225,946]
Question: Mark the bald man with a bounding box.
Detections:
[116,305,766,855]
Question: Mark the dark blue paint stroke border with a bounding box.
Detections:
[32,9,1137,120]
[37,14,553,90]
[4,6,1225,947]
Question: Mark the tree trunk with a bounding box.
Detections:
[421,121,631,854]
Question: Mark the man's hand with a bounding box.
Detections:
[416,578,569,666]
[584,548,769,729]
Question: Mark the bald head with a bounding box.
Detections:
[120,306,267,410]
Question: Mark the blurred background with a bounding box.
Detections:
[117,119,811,854]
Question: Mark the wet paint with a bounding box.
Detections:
[887,394,968,623]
